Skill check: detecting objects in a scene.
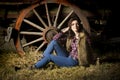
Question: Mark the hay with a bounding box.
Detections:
[0,51,120,80]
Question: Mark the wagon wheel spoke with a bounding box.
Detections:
[53,4,61,27]
[57,10,73,29]
[22,37,44,47]
[33,9,48,28]
[20,31,43,36]
[35,41,46,53]
[23,19,44,31]
[45,3,52,27]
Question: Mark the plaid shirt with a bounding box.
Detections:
[70,37,78,60]
[53,33,78,60]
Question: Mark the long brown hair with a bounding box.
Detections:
[67,17,83,39]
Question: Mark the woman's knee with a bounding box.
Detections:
[50,40,58,45]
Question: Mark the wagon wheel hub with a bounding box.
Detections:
[42,26,58,43]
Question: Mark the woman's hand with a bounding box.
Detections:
[61,27,69,33]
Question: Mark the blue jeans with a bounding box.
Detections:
[35,40,78,68]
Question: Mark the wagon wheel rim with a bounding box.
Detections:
[14,0,90,56]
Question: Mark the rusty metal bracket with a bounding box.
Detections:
[5,27,13,42]
[5,26,18,42]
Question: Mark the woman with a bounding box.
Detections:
[31,17,91,69]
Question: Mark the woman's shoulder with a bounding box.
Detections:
[79,32,85,38]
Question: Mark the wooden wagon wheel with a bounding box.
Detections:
[14,0,90,56]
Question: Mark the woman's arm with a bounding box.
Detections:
[53,27,69,40]
[53,32,63,40]
[61,27,69,33]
